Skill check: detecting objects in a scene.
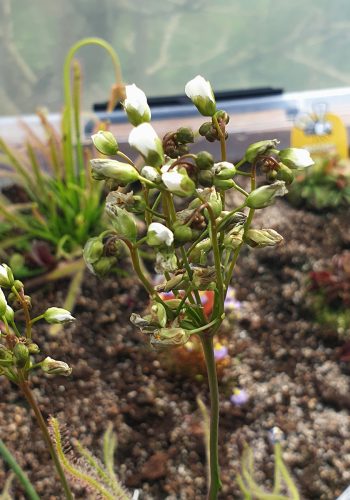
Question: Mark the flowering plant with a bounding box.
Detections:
[85,74,311,499]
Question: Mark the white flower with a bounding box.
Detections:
[0,288,7,316]
[43,307,75,324]
[279,148,314,169]
[123,84,151,126]
[162,169,196,197]
[128,123,164,167]
[147,223,174,247]
[0,264,14,288]
[42,357,72,376]
[185,75,216,116]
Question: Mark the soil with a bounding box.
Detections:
[1,199,350,500]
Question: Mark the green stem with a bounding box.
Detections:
[63,37,123,183]
[200,335,222,500]
[274,443,300,500]
[0,439,40,500]
[18,376,73,500]
[212,115,227,161]
[116,151,135,166]
[11,287,32,340]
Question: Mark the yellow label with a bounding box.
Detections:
[291,112,348,159]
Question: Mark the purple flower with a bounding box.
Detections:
[224,286,241,312]
[230,389,249,406]
[214,343,228,361]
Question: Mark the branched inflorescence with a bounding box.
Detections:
[84,74,313,499]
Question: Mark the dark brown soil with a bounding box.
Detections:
[1,200,350,499]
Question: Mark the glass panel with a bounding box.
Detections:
[1,0,350,115]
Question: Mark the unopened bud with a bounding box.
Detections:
[185,75,216,117]
[162,168,196,198]
[175,127,194,144]
[4,305,14,323]
[198,122,212,137]
[215,109,230,124]
[28,343,40,354]
[213,161,236,180]
[43,307,75,324]
[278,148,314,169]
[276,163,294,185]
[13,343,29,368]
[244,139,279,163]
[0,288,7,316]
[0,264,14,288]
[173,224,193,244]
[90,159,139,185]
[122,84,151,126]
[246,181,288,209]
[195,151,214,170]
[42,357,72,376]
[151,302,167,328]
[91,130,119,155]
[198,170,214,187]
[147,223,174,247]
[141,166,161,183]
[106,206,137,242]
[245,228,283,248]
[213,178,235,190]
[83,237,104,269]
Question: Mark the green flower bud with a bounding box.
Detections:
[90,159,139,185]
[41,356,72,376]
[173,224,194,244]
[278,148,314,169]
[198,170,214,187]
[215,109,230,124]
[213,161,236,180]
[176,127,194,144]
[83,237,104,269]
[275,163,294,185]
[28,343,40,354]
[245,228,283,248]
[13,343,29,368]
[43,307,75,324]
[91,256,118,277]
[213,178,235,190]
[185,75,216,117]
[198,122,212,137]
[223,227,244,250]
[0,264,14,288]
[0,288,7,317]
[246,181,288,209]
[147,223,174,247]
[162,168,196,197]
[162,299,182,310]
[13,280,24,292]
[195,151,214,170]
[91,130,119,155]
[155,250,178,274]
[201,188,222,219]
[244,139,279,163]
[105,206,137,242]
[4,305,14,323]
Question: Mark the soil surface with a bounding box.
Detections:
[1,199,350,500]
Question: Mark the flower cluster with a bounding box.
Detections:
[0,263,74,384]
[85,75,313,352]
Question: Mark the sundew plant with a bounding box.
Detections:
[85,75,313,498]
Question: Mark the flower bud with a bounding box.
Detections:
[4,305,14,323]
[246,181,288,209]
[278,148,314,169]
[83,237,104,271]
[200,188,222,219]
[244,139,279,163]
[275,163,294,185]
[129,123,164,168]
[13,280,24,291]
[245,228,283,248]
[28,343,40,354]
[122,84,151,126]
[213,178,235,190]
[42,356,72,376]
[195,151,214,170]
[215,109,230,124]
[223,227,244,249]
[13,343,29,368]
[0,264,14,288]
[173,224,193,244]
[106,206,137,242]
[162,168,196,197]
[0,288,7,317]
[198,122,212,137]
[147,223,174,247]
[213,161,236,180]
[91,256,118,277]
[90,159,139,185]
[185,75,216,116]
[91,130,119,155]
[141,166,161,183]
[198,170,214,187]
[175,127,194,144]
[43,307,75,324]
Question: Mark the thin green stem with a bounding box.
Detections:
[116,151,135,166]
[200,335,222,499]
[205,204,224,317]
[274,443,300,500]
[212,115,227,161]
[0,439,40,500]
[18,376,73,500]
[11,287,32,340]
